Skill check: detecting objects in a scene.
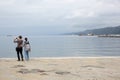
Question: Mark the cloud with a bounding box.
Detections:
[62,0,120,29]
[64,9,96,19]
[0,0,120,34]
[64,0,120,18]
[0,0,15,5]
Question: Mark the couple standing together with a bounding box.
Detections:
[14,35,31,61]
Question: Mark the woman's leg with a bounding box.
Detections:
[25,51,27,60]
[26,51,29,61]
[25,51,29,61]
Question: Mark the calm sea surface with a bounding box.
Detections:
[0,35,120,58]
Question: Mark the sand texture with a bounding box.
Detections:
[0,57,120,80]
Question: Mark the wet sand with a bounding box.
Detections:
[0,57,120,80]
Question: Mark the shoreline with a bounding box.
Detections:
[1,56,120,59]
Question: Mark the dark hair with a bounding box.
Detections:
[25,37,28,41]
[19,35,22,39]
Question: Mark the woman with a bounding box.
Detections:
[24,37,31,61]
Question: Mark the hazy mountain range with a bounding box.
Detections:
[66,25,120,35]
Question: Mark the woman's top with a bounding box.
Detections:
[24,41,31,51]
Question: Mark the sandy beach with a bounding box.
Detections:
[0,57,120,80]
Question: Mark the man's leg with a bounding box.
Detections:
[20,47,24,61]
[16,47,20,61]
[17,51,20,61]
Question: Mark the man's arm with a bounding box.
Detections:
[14,38,18,43]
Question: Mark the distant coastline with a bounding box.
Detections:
[98,34,120,38]
[78,34,120,38]
[64,25,120,37]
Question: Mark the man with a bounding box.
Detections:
[14,35,24,61]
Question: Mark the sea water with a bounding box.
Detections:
[0,35,120,58]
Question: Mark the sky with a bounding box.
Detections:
[0,0,120,35]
